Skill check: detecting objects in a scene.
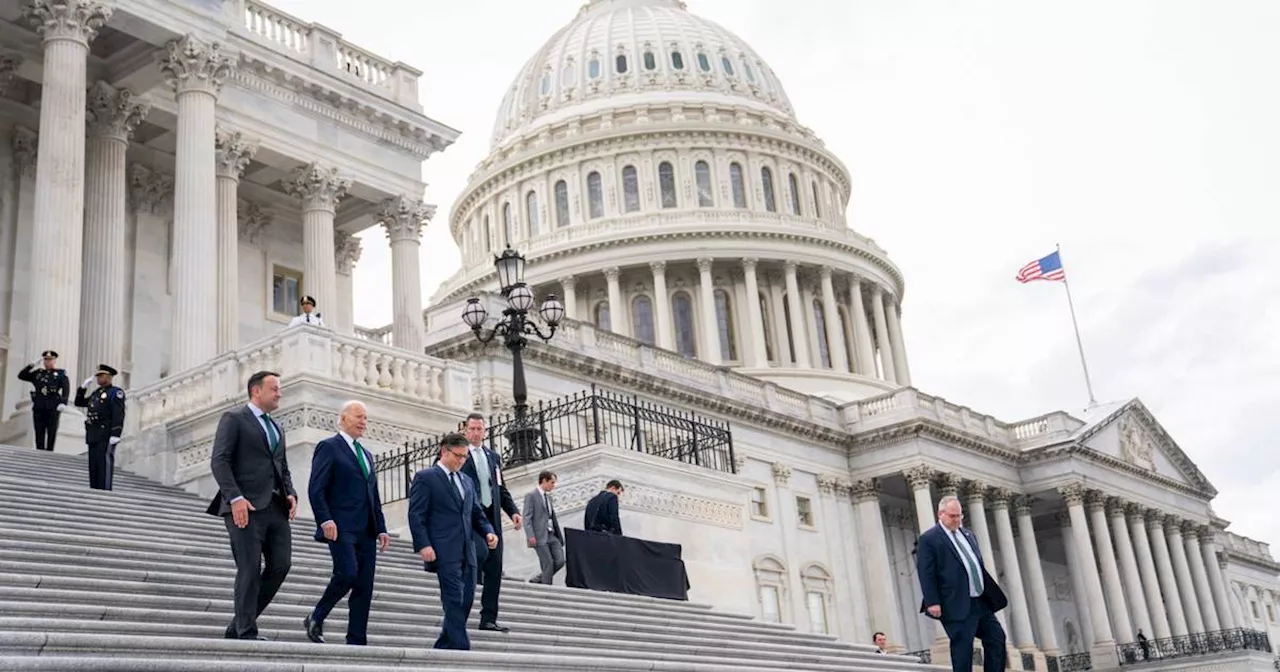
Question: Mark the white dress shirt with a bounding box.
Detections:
[943,525,984,597]
[337,430,370,469]
[229,402,277,505]
[437,462,464,500]
[288,312,325,327]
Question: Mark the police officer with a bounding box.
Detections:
[74,364,126,491]
[289,295,325,327]
[16,350,70,451]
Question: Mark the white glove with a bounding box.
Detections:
[108,437,120,446]
[82,377,94,389]
[31,359,41,369]
[55,403,65,412]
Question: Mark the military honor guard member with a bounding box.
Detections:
[16,350,69,451]
[73,364,126,490]
[289,295,326,327]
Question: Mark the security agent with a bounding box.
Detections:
[16,350,69,451]
[288,295,325,327]
[74,364,126,491]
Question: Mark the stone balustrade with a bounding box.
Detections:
[846,387,1080,450]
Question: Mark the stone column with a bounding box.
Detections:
[1058,512,1096,650]
[1015,497,1059,654]
[604,266,623,335]
[1128,504,1172,639]
[1085,492,1133,643]
[818,267,848,371]
[559,275,578,322]
[649,262,671,349]
[696,257,721,364]
[783,261,811,366]
[869,284,897,382]
[1183,523,1221,632]
[23,0,113,379]
[80,81,148,380]
[1059,484,1118,668]
[1108,498,1153,639]
[3,128,39,419]
[334,232,361,337]
[885,510,921,650]
[964,482,1012,639]
[817,477,863,641]
[285,163,349,324]
[903,466,936,533]
[833,481,872,641]
[1146,512,1189,637]
[378,196,432,352]
[213,129,256,353]
[742,258,767,366]
[884,293,911,385]
[1201,530,1235,629]
[990,489,1037,651]
[1164,516,1204,634]
[897,522,932,648]
[159,34,233,372]
[852,479,901,652]
[848,276,876,375]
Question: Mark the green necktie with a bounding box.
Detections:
[262,414,279,452]
[354,440,370,478]
[952,530,983,595]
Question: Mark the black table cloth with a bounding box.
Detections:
[564,528,690,600]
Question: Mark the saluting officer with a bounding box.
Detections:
[16,350,70,452]
[289,295,326,327]
[74,364,126,491]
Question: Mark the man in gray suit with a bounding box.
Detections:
[206,370,297,640]
[522,470,564,585]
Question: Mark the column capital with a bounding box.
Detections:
[819,265,834,279]
[850,478,880,504]
[559,275,577,287]
[648,260,666,274]
[285,163,350,213]
[783,259,799,273]
[0,53,24,90]
[237,201,274,244]
[963,480,987,505]
[834,479,854,500]
[1145,509,1166,530]
[214,129,258,180]
[696,257,714,273]
[603,266,621,281]
[1163,514,1182,532]
[334,231,362,275]
[377,195,434,243]
[771,462,792,486]
[988,487,1015,508]
[936,472,962,497]
[159,34,234,96]
[1084,489,1107,513]
[22,0,111,46]
[817,474,840,495]
[85,81,150,141]
[869,282,884,297]
[1179,519,1199,536]
[741,257,758,271]
[11,126,37,178]
[903,465,934,490]
[1106,496,1127,517]
[1197,526,1217,544]
[1057,482,1086,506]
[127,165,172,214]
[1125,502,1147,522]
[1013,495,1034,517]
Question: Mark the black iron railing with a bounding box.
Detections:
[904,649,931,663]
[1058,652,1092,671]
[1045,654,1060,672]
[374,385,735,505]
[1116,627,1272,665]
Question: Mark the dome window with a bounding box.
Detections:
[658,161,678,209]
[561,63,575,87]
[586,171,604,219]
[671,51,685,70]
[743,60,756,83]
[721,56,735,77]
[643,50,657,71]
[615,54,629,74]
[588,56,601,79]
[554,180,570,228]
[539,72,551,96]
[622,165,641,213]
[696,52,712,72]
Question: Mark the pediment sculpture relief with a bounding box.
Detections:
[1120,415,1156,472]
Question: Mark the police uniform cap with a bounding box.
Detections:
[41,350,57,359]
[96,364,118,376]
[300,295,316,307]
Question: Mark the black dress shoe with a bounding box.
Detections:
[303,615,325,644]
[479,621,509,632]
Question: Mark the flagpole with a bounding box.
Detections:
[1056,243,1097,408]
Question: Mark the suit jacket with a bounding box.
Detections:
[460,444,519,529]
[205,405,295,517]
[522,487,563,545]
[308,433,387,543]
[74,384,126,442]
[407,465,495,571]
[916,523,1008,623]
[584,490,622,535]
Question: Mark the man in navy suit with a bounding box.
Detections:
[917,495,1009,672]
[408,432,498,651]
[459,412,521,633]
[303,400,391,646]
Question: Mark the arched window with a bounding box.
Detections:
[759,293,775,361]
[730,162,747,208]
[721,55,736,77]
[743,59,756,84]
[761,167,777,212]
[694,160,713,207]
[781,293,796,363]
[812,299,831,368]
[811,181,822,219]
[672,292,697,357]
[554,180,570,228]
[753,555,788,624]
[801,564,833,634]
[594,301,611,332]
[481,214,491,253]
[642,50,656,71]
[670,51,685,70]
[588,58,601,80]
[696,52,712,72]
[586,171,604,219]
[658,161,677,208]
[714,288,736,360]
[632,295,655,345]
[838,306,855,373]
[538,72,551,96]
[525,190,539,237]
[622,165,640,213]
[501,202,514,244]
[560,62,575,87]
[615,54,628,74]
[788,173,802,215]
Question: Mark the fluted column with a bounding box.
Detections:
[646,263,671,349]
[3,128,39,417]
[24,0,113,380]
[741,258,767,366]
[869,284,897,382]
[696,258,721,364]
[817,267,848,371]
[1183,523,1221,632]
[160,34,233,372]
[852,479,901,651]
[1086,492,1132,642]
[884,293,911,385]
[902,466,935,533]
[1128,504,1172,639]
[990,489,1036,650]
[1164,516,1204,634]
[1058,512,1096,649]
[964,482,1012,638]
[848,276,876,375]
[379,196,432,352]
[1015,497,1059,653]
[285,163,349,325]
[80,81,148,380]
[334,232,361,336]
[559,276,578,322]
[1059,484,1117,657]
[885,510,921,650]
[783,261,810,366]
[1201,530,1235,629]
[1108,498,1153,639]
[213,129,256,353]
[604,266,623,334]
[1146,512,1189,637]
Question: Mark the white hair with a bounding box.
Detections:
[338,400,366,420]
[937,495,962,514]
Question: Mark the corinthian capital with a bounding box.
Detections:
[1058,483,1086,507]
[128,165,173,214]
[214,129,258,180]
[285,163,350,212]
[377,195,434,243]
[11,126,37,179]
[335,231,362,274]
[0,53,23,91]
[237,201,274,244]
[23,0,112,46]
[850,478,880,504]
[936,473,962,498]
[903,465,934,491]
[86,81,150,141]
[159,35,234,96]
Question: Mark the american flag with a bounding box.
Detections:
[1016,251,1066,283]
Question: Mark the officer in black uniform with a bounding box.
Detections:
[74,364,126,491]
[16,350,70,452]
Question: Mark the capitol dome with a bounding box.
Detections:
[434,0,915,402]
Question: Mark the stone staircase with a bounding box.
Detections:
[0,444,943,671]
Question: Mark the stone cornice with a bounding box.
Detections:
[1023,442,1210,500]
[1062,398,1215,496]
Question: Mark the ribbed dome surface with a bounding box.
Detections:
[490,0,796,150]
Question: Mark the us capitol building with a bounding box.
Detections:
[0,0,1273,670]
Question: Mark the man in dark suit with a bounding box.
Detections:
[73,364,125,490]
[917,494,1009,672]
[16,350,69,452]
[408,432,498,651]
[522,470,564,584]
[459,412,521,633]
[303,400,391,646]
[206,370,298,640]
[584,479,624,535]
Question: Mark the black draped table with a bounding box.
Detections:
[564,528,690,600]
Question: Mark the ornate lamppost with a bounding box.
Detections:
[460,246,564,466]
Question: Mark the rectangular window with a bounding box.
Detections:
[751,487,769,518]
[272,265,303,317]
[796,496,814,527]
[806,591,828,634]
[1251,601,1260,619]
[759,585,780,623]
[1268,604,1275,622]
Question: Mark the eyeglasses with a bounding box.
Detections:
[445,449,469,459]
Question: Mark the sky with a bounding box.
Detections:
[268,0,1279,548]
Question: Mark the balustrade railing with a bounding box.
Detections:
[1116,627,1272,665]
[1058,652,1092,671]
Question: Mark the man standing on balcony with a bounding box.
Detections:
[16,350,69,451]
[73,364,125,490]
[460,412,521,633]
[289,295,326,327]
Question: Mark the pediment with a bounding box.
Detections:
[1075,399,1216,496]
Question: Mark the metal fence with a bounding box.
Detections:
[1116,627,1272,665]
